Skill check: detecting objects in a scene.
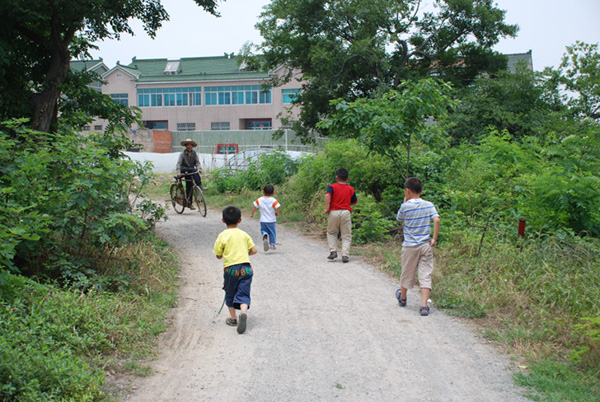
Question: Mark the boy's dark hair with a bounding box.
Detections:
[336,168,349,181]
[404,177,423,194]
[222,206,241,225]
[263,184,274,195]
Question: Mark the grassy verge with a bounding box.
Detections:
[355,231,600,402]
[0,233,180,401]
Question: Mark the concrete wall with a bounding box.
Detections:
[126,128,313,154]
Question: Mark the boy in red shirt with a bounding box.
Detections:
[324,168,358,263]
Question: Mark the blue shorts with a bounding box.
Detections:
[260,222,277,245]
[223,263,253,310]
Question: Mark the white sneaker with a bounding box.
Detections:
[263,235,269,252]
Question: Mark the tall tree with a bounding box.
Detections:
[442,64,564,144]
[0,0,222,133]
[541,41,600,121]
[242,0,517,140]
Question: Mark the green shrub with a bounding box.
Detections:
[0,120,165,285]
[352,193,396,244]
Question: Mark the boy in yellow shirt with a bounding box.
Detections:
[213,206,258,334]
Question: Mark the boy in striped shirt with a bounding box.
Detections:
[395,177,440,316]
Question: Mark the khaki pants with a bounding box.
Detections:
[400,242,434,289]
[327,210,352,257]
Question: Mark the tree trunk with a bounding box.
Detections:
[30,6,74,133]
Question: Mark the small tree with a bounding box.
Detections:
[541,41,600,122]
[318,78,455,179]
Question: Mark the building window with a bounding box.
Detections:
[142,120,168,130]
[94,125,103,131]
[282,89,301,104]
[177,122,196,131]
[137,87,201,107]
[246,120,272,130]
[164,93,176,107]
[82,125,91,131]
[205,85,272,106]
[211,122,230,131]
[111,93,128,106]
[139,94,150,107]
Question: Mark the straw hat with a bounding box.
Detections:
[180,138,197,147]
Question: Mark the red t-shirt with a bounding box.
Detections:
[327,183,357,212]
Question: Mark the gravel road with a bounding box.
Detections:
[124,205,530,402]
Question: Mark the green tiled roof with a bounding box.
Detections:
[125,56,270,83]
[70,59,106,73]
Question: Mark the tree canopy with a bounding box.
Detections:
[541,41,600,121]
[242,0,518,140]
[0,0,222,133]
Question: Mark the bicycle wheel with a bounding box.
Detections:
[193,186,207,217]
[170,183,186,214]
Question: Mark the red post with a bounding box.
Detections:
[518,218,526,237]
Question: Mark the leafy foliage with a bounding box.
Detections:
[352,193,396,245]
[0,120,165,287]
[541,41,600,121]
[210,150,302,194]
[442,65,563,144]
[243,0,517,140]
[0,233,180,402]
[319,78,455,178]
[0,0,221,132]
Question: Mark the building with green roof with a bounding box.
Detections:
[96,55,302,133]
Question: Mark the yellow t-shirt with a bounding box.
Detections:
[213,228,255,268]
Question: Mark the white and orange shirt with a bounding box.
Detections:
[253,196,280,223]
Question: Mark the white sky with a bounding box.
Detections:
[90,0,600,72]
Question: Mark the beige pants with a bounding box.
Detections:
[400,242,434,289]
[327,210,352,257]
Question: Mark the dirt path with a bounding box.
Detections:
[124,206,529,402]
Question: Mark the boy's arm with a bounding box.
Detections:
[350,192,358,206]
[216,254,223,259]
[430,216,440,247]
[249,246,258,255]
[250,206,257,218]
[324,192,332,214]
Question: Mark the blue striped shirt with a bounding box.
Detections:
[397,198,439,247]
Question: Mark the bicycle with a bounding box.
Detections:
[170,171,207,216]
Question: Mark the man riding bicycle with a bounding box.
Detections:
[176,138,203,209]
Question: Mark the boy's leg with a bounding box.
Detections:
[421,287,431,307]
[326,211,341,253]
[263,222,277,246]
[339,210,352,258]
[224,270,239,325]
[400,246,419,290]
[260,222,269,251]
[417,243,434,314]
[235,274,252,334]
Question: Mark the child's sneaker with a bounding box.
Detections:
[237,313,247,334]
[263,234,269,252]
[270,244,276,250]
[226,318,237,326]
